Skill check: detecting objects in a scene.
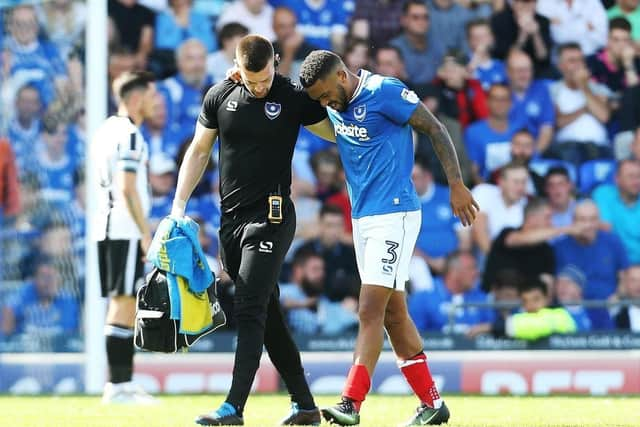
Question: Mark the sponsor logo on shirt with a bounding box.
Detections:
[226,101,237,112]
[259,241,274,253]
[335,122,370,141]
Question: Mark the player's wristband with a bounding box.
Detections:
[171,199,187,218]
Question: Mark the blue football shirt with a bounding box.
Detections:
[508,80,555,138]
[328,71,421,218]
[473,60,507,91]
[408,278,494,333]
[464,119,518,178]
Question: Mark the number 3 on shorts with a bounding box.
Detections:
[381,240,399,264]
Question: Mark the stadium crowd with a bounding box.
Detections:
[1,0,640,351]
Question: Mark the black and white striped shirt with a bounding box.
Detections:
[91,116,150,240]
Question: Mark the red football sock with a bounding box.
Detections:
[399,352,441,408]
[343,364,370,412]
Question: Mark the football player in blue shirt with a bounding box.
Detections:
[299,50,478,426]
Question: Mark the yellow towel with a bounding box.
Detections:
[177,275,213,334]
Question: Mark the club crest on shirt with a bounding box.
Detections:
[264,102,282,120]
[354,104,367,122]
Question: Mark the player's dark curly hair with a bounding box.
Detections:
[299,50,343,88]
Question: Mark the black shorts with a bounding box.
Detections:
[219,197,295,286]
[97,239,145,298]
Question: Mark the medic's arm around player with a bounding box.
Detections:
[305,117,336,143]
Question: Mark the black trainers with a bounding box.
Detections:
[195,402,244,426]
[321,398,360,426]
[280,402,321,425]
[403,401,450,426]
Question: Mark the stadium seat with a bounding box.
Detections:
[578,160,617,196]
[528,159,578,184]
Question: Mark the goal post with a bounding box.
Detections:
[84,0,108,395]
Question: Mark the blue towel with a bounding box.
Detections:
[147,216,214,323]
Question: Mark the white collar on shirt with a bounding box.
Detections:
[350,69,371,103]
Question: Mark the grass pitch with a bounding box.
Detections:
[0,394,638,427]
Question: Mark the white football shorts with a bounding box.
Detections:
[352,210,421,291]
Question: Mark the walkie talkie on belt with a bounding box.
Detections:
[267,185,283,224]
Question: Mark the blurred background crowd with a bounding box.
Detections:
[1,0,640,351]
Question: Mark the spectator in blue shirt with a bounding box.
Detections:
[271,6,317,81]
[4,5,68,106]
[28,120,77,207]
[140,92,184,160]
[390,0,446,85]
[593,159,640,263]
[7,84,42,174]
[280,249,358,335]
[272,0,347,52]
[554,265,593,332]
[506,49,555,154]
[412,156,470,275]
[465,83,519,181]
[466,19,508,92]
[544,166,577,228]
[155,0,217,52]
[158,38,213,143]
[409,251,492,334]
[554,199,629,328]
[1,260,79,338]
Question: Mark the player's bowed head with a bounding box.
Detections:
[234,34,277,99]
[299,50,354,112]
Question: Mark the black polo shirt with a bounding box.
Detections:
[481,227,555,292]
[198,75,327,213]
[108,0,155,52]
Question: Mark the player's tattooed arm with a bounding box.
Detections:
[408,104,462,183]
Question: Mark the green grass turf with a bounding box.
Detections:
[0,394,638,427]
